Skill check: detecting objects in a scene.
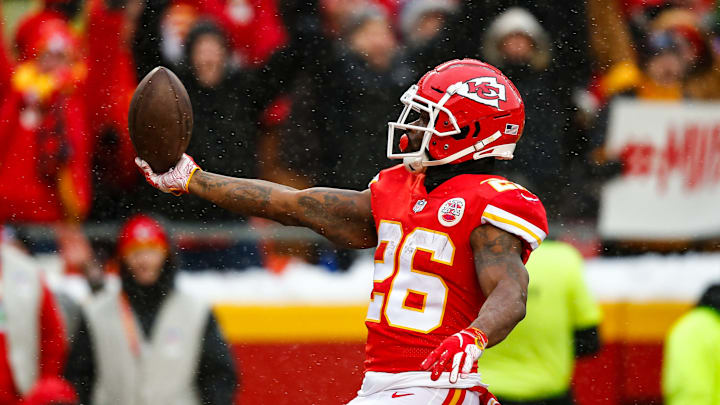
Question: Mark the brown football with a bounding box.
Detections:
[128,66,193,173]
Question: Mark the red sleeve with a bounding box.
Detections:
[480,186,549,264]
[38,283,67,378]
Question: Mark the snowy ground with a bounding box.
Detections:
[38,251,720,305]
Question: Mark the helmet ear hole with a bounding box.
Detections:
[471,122,481,138]
[451,126,470,141]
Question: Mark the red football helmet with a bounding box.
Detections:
[387,59,525,172]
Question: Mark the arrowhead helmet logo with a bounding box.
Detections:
[456,77,507,109]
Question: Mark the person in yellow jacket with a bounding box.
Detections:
[479,241,602,405]
[663,284,720,405]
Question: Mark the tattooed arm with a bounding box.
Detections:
[420,224,529,382]
[188,171,377,249]
[469,225,529,347]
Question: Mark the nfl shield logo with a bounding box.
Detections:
[412,199,427,213]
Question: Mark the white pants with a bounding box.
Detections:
[347,387,479,405]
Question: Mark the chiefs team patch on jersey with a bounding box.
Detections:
[438,198,465,227]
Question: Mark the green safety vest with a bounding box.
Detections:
[663,306,720,405]
[479,241,601,400]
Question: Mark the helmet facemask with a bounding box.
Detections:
[387,84,461,172]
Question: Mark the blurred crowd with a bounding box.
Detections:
[0,2,719,404]
[0,0,719,264]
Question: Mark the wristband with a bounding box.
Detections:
[467,327,489,350]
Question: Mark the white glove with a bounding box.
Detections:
[135,153,200,195]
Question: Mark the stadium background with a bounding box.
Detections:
[1,0,720,404]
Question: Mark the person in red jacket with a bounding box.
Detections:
[0,231,73,405]
[0,18,90,224]
[0,16,93,275]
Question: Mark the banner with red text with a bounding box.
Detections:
[598,99,720,240]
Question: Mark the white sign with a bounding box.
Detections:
[599,99,720,240]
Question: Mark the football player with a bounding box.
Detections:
[136,59,548,405]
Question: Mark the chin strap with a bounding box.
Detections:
[422,131,513,167]
[403,155,427,173]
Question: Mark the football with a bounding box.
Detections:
[128,66,193,173]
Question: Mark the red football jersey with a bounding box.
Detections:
[365,165,548,373]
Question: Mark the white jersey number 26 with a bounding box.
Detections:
[366,221,455,333]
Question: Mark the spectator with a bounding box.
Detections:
[594,35,687,103]
[137,18,299,221]
[399,0,457,47]
[481,8,573,218]
[132,0,288,78]
[0,231,70,405]
[278,2,408,189]
[158,0,204,66]
[590,2,720,102]
[480,241,602,405]
[0,17,90,223]
[319,0,372,36]
[343,6,398,71]
[166,20,262,220]
[472,0,591,92]
[651,7,720,99]
[0,16,94,273]
[182,20,260,180]
[663,283,720,404]
[64,214,237,405]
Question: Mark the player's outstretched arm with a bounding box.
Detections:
[135,154,377,249]
[468,224,528,346]
[189,171,376,249]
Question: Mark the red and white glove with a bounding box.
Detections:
[421,327,489,383]
[135,154,200,195]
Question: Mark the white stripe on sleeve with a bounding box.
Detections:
[481,204,547,250]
